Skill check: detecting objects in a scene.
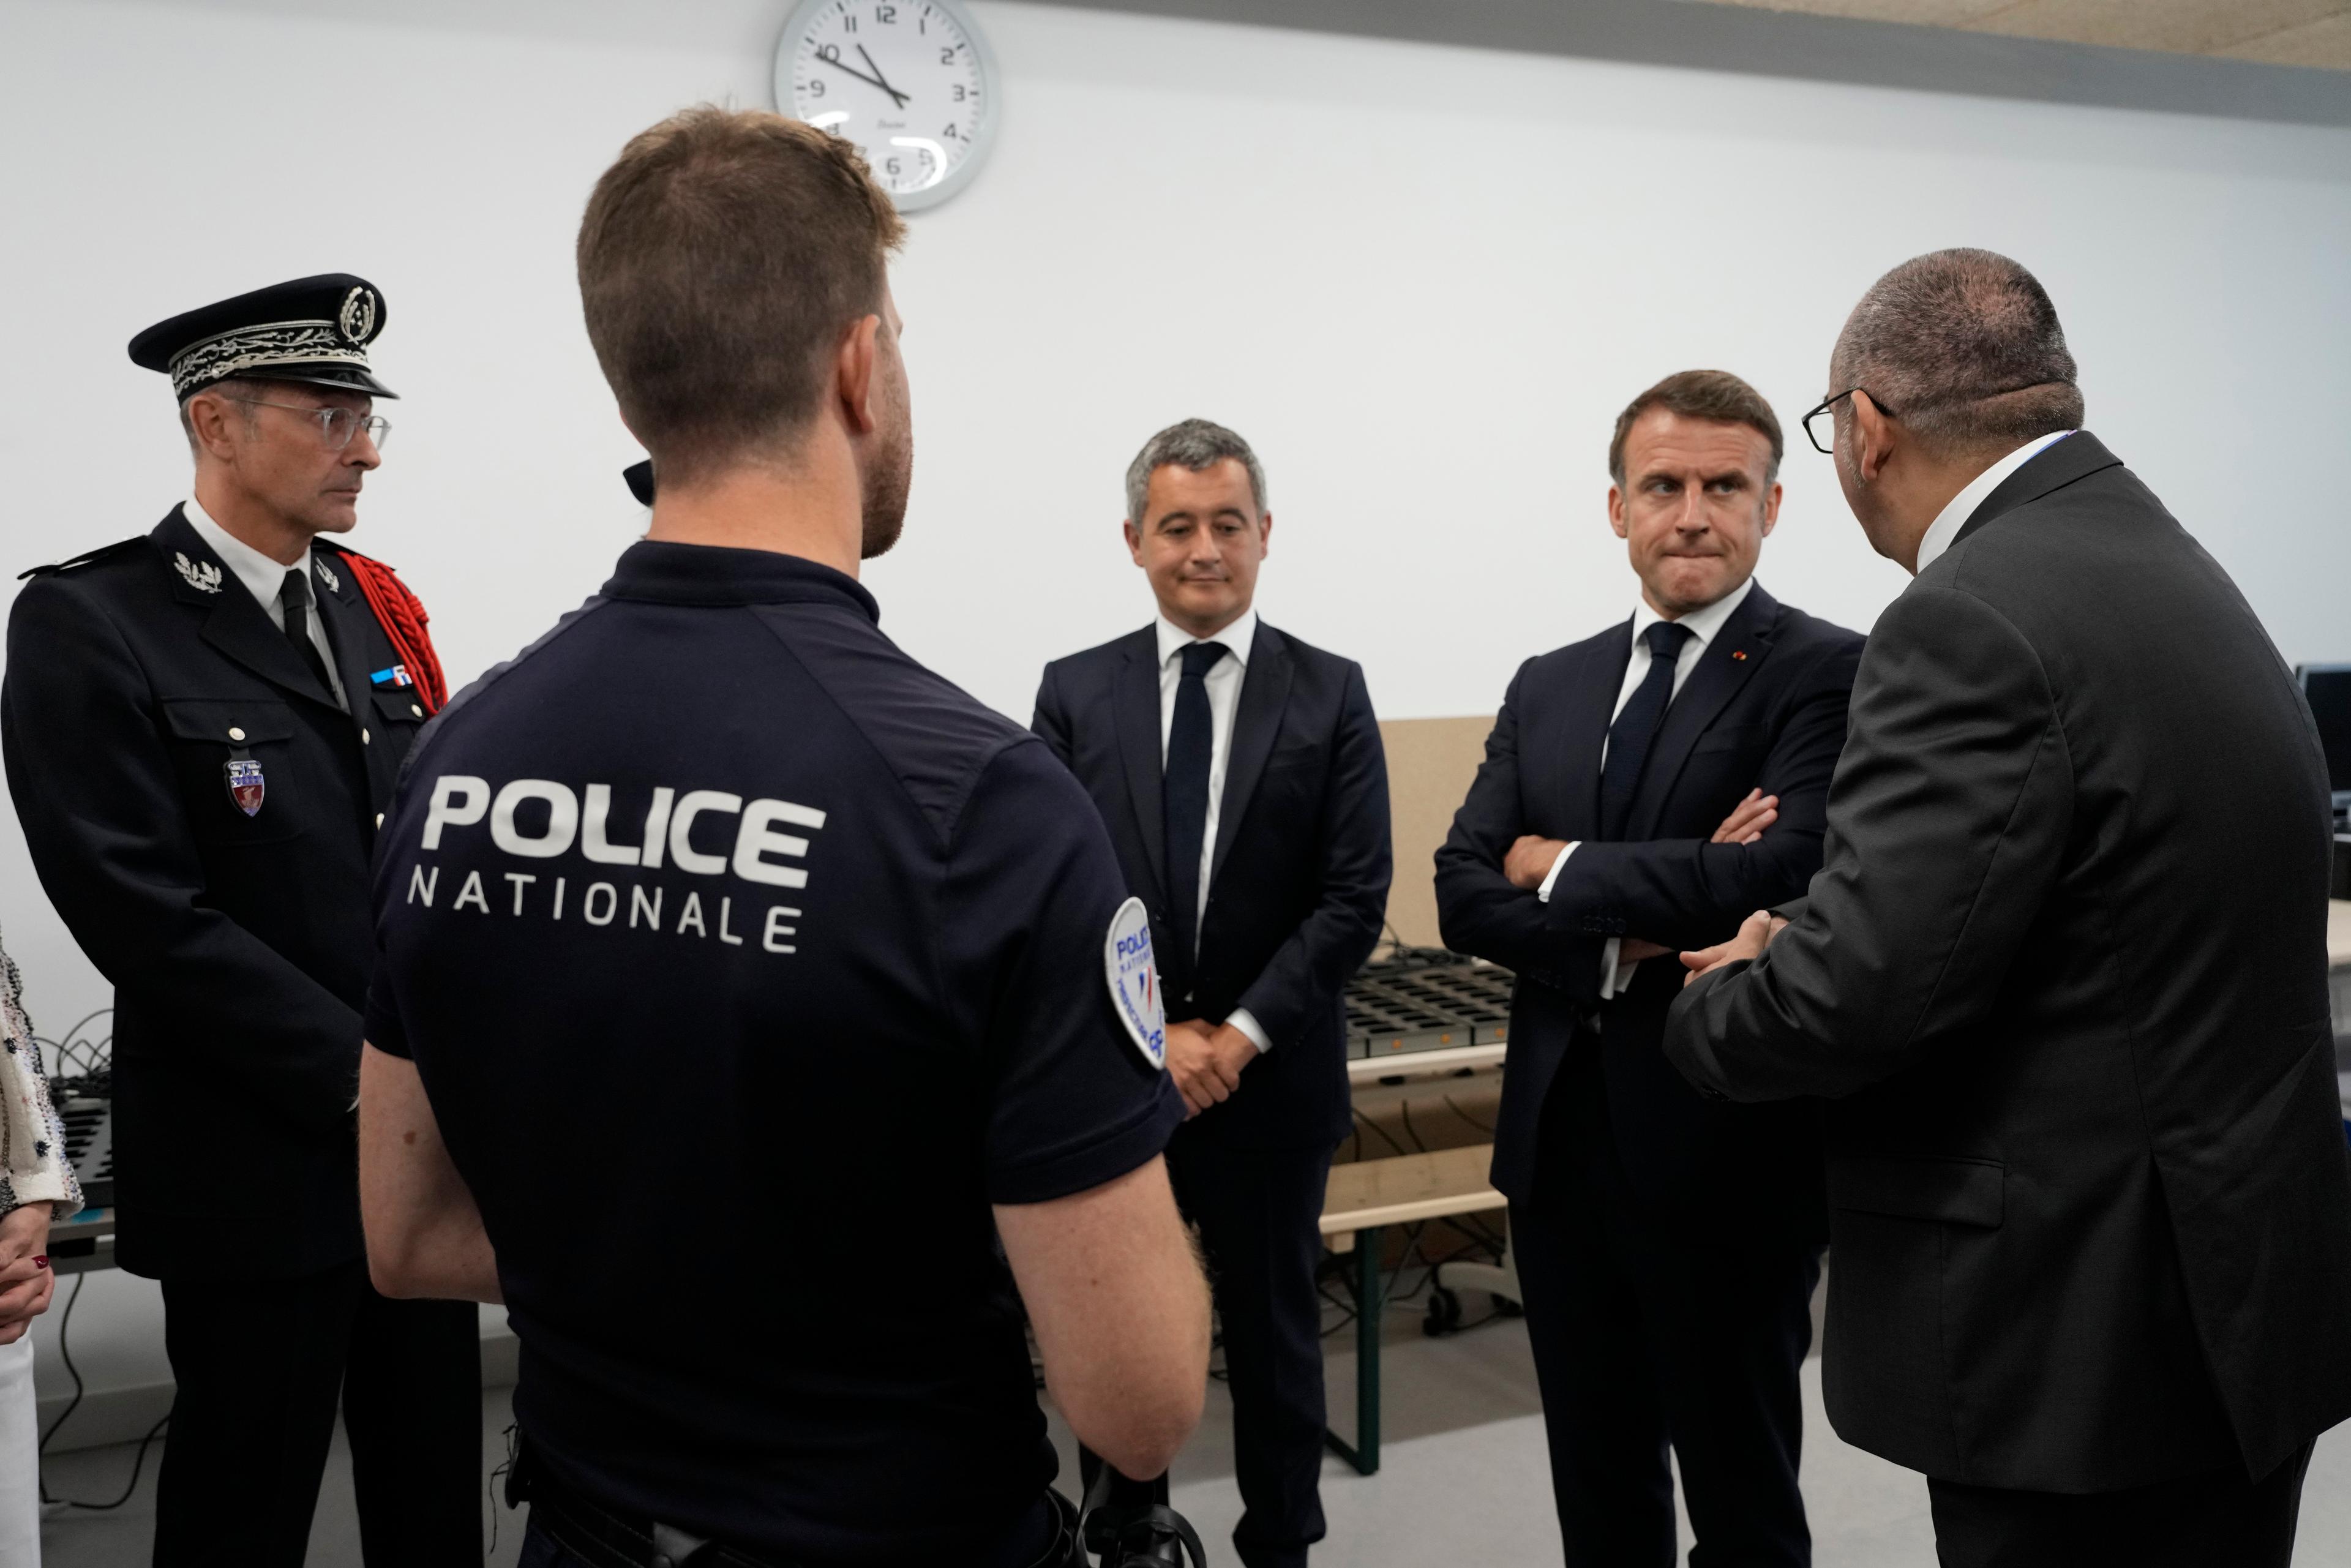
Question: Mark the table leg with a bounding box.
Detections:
[1322,1223,1382,1475]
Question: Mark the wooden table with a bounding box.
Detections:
[1320,1048,1508,1474]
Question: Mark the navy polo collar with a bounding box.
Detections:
[599,540,879,622]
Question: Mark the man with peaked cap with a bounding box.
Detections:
[2,274,479,1566]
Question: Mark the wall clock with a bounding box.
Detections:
[774,0,1000,212]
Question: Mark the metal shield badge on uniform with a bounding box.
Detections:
[224,757,266,817]
[1104,896,1167,1071]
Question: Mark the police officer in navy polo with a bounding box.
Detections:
[2,275,480,1564]
[358,107,1212,1568]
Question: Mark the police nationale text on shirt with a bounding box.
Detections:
[403,775,821,954]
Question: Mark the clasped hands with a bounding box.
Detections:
[1165,1019,1259,1119]
[0,1201,56,1346]
[1504,787,1780,966]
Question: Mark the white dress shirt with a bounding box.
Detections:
[1154,606,1271,1053]
[1914,430,2075,576]
[184,497,348,711]
[1537,575,1756,999]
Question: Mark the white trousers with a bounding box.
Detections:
[0,1334,38,1567]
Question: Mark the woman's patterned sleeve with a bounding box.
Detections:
[1,934,83,1217]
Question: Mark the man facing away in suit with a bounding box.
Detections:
[1435,370,1864,1565]
[1033,418,1391,1568]
[1670,249,2351,1568]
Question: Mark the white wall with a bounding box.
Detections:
[5,0,2350,1435]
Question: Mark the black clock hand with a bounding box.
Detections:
[814,48,909,108]
[855,44,911,108]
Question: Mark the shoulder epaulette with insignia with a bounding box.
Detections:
[18,537,145,580]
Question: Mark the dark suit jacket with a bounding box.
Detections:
[3,506,431,1280]
[1667,433,2351,1491]
[1033,621,1390,1149]
[1434,581,1862,1216]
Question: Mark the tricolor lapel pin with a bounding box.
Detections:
[1731,650,1749,661]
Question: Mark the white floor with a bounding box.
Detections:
[1068,1302,2351,1568]
[34,1300,2351,1565]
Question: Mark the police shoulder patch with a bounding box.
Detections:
[1103,896,1166,1072]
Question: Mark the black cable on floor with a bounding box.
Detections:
[34,1270,87,1504]
[487,1421,519,1555]
[56,1414,168,1510]
[1444,1209,1510,1255]
[36,1272,174,1510]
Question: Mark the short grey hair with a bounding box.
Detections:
[1124,418,1267,523]
[1832,249,2085,457]
[178,376,276,458]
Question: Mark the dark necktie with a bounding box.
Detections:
[279,568,335,695]
[1599,620,1696,839]
[1163,640,1229,989]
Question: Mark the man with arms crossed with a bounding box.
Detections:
[1034,419,1390,1568]
[1670,249,2351,1566]
[359,108,1209,1568]
[1436,372,1862,1565]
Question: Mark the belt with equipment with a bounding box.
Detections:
[514,1457,770,1568]
[508,1441,1083,1568]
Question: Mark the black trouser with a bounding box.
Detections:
[1509,1037,1820,1567]
[153,1256,482,1567]
[1927,1441,2313,1568]
[1081,1130,1336,1568]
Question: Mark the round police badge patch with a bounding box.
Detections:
[1104,896,1166,1071]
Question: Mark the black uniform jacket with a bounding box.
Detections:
[1667,433,2351,1491]
[1033,620,1392,1149]
[4,505,429,1279]
[1434,581,1862,1216]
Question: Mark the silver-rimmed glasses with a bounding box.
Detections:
[228,398,392,453]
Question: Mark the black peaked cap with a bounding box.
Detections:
[128,272,396,400]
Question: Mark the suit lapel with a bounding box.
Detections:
[1627,583,1780,841]
[154,509,338,710]
[1112,633,1168,902]
[1209,620,1294,892]
[1556,621,1631,841]
[312,557,372,718]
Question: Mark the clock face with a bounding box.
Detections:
[775,0,998,212]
